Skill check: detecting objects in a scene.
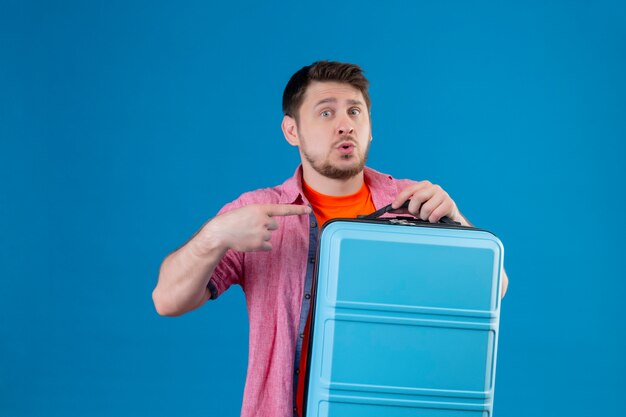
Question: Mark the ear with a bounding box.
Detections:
[281,115,299,147]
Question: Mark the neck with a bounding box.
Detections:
[301,164,364,196]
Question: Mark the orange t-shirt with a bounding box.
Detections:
[295,180,376,416]
[302,180,376,228]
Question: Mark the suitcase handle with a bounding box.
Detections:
[358,200,460,225]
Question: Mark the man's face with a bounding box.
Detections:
[294,81,371,180]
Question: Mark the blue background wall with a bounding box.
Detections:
[1,1,625,416]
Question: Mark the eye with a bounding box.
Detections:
[349,108,361,116]
[320,110,332,117]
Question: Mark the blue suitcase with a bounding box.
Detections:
[302,209,504,417]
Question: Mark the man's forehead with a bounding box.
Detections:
[303,81,365,106]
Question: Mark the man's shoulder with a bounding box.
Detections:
[233,185,285,205]
[364,166,415,189]
[216,173,301,214]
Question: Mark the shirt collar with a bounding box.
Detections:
[279,165,397,209]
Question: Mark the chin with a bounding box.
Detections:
[315,160,365,180]
[303,147,369,180]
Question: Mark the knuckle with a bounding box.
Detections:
[415,191,427,202]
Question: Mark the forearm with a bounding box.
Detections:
[152,226,227,316]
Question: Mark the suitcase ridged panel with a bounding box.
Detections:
[305,221,503,417]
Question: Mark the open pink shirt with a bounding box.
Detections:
[208,165,414,417]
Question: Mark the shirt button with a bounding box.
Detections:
[295,368,300,375]
[299,333,304,339]
[305,293,311,299]
[294,406,297,413]
[310,219,317,228]
[309,257,315,264]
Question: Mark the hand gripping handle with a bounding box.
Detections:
[358,200,460,225]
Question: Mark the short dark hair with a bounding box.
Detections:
[282,60,370,120]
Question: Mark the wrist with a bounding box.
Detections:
[190,220,229,258]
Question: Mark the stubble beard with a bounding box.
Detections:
[301,136,371,180]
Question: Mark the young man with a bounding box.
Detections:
[153,61,509,417]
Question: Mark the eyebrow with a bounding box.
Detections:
[314,98,364,108]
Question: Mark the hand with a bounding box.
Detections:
[391,181,461,223]
[199,204,311,253]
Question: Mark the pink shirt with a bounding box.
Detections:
[208,165,414,417]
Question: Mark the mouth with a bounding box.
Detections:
[336,141,356,155]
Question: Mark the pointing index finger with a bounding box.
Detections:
[265,204,312,217]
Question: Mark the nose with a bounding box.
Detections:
[336,117,354,136]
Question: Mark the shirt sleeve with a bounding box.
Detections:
[394,178,418,193]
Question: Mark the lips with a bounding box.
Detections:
[336,141,355,155]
